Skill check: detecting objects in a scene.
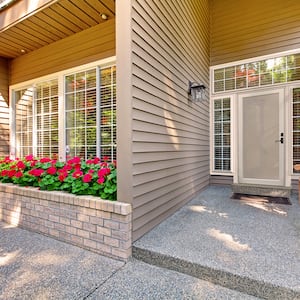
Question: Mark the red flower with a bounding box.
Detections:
[97,176,105,184]
[47,166,57,175]
[16,161,26,170]
[4,156,12,163]
[98,168,110,177]
[25,154,34,161]
[58,172,67,182]
[1,170,8,176]
[68,156,81,164]
[82,173,92,183]
[29,169,44,177]
[8,170,16,178]
[40,157,51,163]
[74,164,81,170]
[88,169,94,174]
[93,157,101,164]
[72,170,83,178]
[31,161,37,167]
[102,156,109,162]
[15,171,23,178]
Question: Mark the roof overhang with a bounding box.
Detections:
[0,0,115,58]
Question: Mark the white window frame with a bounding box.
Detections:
[210,95,234,175]
[9,56,116,160]
[211,48,300,95]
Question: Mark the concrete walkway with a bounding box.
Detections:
[0,220,259,299]
[133,186,300,299]
[1,186,299,299]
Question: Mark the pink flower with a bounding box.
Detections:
[16,161,26,170]
[82,173,92,183]
[4,156,12,163]
[68,156,81,164]
[97,176,105,184]
[58,172,67,182]
[8,170,16,178]
[93,157,101,164]
[72,170,83,178]
[47,166,57,175]
[15,171,23,178]
[98,168,111,177]
[25,154,34,161]
[29,169,44,177]
[102,156,109,162]
[31,161,37,167]
[40,157,51,163]
[1,170,8,176]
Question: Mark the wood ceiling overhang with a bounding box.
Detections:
[0,0,115,58]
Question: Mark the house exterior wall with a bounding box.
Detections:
[210,0,300,65]
[117,0,210,240]
[10,19,115,84]
[0,58,9,156]
[210,175,233,186]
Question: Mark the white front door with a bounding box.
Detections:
[238,89,285,186]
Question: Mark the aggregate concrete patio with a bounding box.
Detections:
[0,221,258,299]
[133,186,300,299]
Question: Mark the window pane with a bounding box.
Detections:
[64,65,116,161]
[293,88,300,172]
[35,80,59,158]
[213,98,231,172]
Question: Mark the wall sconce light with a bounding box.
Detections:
[188,80,206,102]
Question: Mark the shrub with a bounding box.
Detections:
[0,155,117,201]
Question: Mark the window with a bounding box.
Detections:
[13,62,116,161]
[213,97,231,172]
[293,88,300,172]
[213,53,300,93]
[36,80,59,158]
[15,88,34,157]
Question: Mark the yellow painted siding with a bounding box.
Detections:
[0,58,9,156]
[10,19,115,84]
[131,0,210,240]
[211,0,300,65]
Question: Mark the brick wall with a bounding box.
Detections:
[0,184,132,261]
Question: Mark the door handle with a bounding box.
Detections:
[275,138,284,144]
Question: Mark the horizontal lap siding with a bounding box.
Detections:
[10,19,115,84]
[210,175,233,186]
[131,0,210,240]
[0,58,9,156]
[211,0,300,65]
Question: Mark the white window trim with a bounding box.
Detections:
[9,56,116,160]
[289,84,300,179]
[210,95,234,176]
[210,48,300,96]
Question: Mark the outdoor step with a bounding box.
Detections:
[132,246,300,300]
[232,183,291,198]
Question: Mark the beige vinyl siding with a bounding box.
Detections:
[210,0,300,65]
[0,58,9,156]
[10,19,115,84]
[210,175,233,186]
[131,0,210,240]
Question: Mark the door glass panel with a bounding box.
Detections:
[242,94,280,180]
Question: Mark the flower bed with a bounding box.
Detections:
[0,155,116,200]
[0,156,132,261]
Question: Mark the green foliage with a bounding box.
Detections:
[0,155,117,201]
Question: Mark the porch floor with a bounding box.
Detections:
[133,186,300,299]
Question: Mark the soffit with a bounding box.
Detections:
[0,0,115,58]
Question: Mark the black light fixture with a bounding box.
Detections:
[188,80,206,102]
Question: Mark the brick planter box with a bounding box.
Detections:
[0,184,132,261]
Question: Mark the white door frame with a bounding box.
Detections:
[237,88,285,186]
